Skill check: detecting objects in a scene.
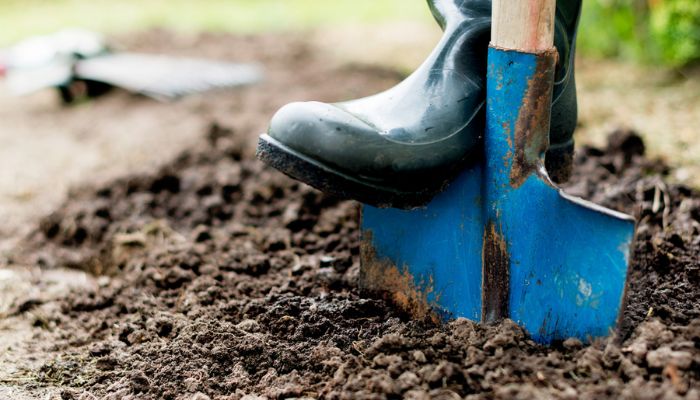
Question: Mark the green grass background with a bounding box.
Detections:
[0,0,429,46]
[1,0,698,66]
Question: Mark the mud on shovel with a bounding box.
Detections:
[361,0,636,343]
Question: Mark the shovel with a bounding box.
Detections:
[361,0,636,344]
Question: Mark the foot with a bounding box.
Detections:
[258,0,581,209]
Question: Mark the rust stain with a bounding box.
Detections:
[509,48,557,188]
[482,220,509,323]
[504,150,513,168]
[360,231,441,324]
[501,122,513,170]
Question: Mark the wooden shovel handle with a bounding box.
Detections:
[491,0,556,52]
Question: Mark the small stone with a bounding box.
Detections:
[412,350,427,363]
[236,319,260,333]
[450,318,477,341]
[397,371,421,392]
[562,338,583,350]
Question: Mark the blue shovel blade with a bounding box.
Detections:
[362,166,485,323]
[500,169,635,343]
[361,164,635,344]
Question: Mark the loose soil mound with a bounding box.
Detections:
[17,123,699,399]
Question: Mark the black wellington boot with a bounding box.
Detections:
[257,0,581,209]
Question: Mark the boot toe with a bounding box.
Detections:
[268,101,382,175]
[269,101,358,145]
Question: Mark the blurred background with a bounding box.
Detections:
[0,0,698,244]
[3,0,699,65]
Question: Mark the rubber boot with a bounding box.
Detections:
[258,0,581,209]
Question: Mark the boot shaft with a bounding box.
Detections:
[427,0,491,30]
[427,0,582,37]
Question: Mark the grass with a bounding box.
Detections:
[0,0,431,46]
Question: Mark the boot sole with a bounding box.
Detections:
[256,134,444,209]
[258,134,573,208]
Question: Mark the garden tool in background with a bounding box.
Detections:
[0,28,263,103]
[360,0,635,343]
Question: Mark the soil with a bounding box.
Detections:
[1,31,699,399]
